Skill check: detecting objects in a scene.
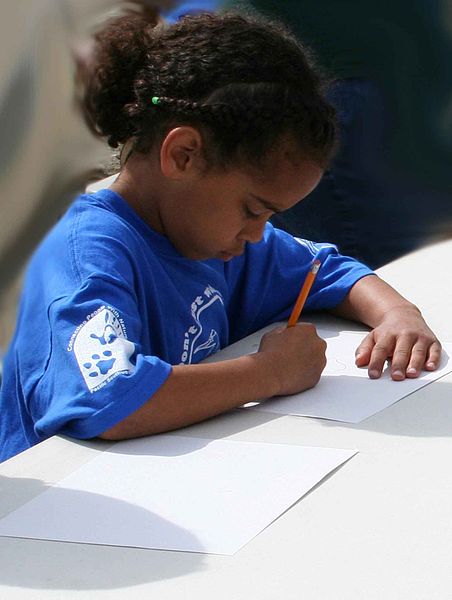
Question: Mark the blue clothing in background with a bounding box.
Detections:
[0,189,372,462]
[162,1,222,23]
[271,78,452,268]
[235,0,452,268]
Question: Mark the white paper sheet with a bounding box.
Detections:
[205,325,452,423]
[0,435,356,555]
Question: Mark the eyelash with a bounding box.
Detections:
[244,206,262,219]
[244,205,271,220]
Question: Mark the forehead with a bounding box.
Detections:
[242,146,324,209]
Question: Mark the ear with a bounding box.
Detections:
[160,126,205,179]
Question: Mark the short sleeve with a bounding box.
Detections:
[224,224,374,341]
[32,275,171,440]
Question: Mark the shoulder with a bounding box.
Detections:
[23,189,157,298]
[71,190,144,248]
[66,190,158,284]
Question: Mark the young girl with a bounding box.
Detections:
[0,12,441,462]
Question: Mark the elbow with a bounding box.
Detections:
[98,422,132,441]
[98,431,125,442]
[97,414,166,441]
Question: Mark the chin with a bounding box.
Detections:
[185,250,214,261]
[217,251,237,262]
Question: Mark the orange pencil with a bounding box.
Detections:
[287,259,321,328]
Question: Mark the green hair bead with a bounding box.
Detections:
[151,96,160,105]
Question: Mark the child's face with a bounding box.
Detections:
[162,149,323,261]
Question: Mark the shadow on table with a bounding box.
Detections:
[174,374,452,440]
[0,475,206,590]
[317,377,452,438]
[175,405,284,436]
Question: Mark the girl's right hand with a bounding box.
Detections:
[258,323,327,396]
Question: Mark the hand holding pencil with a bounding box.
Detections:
[256,252,329,396]
[258,321,327,396]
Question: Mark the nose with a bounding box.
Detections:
[238,216,267,244]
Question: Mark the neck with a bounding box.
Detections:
[110,152,166,235]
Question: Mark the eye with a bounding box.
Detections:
[243,205,261,219]
[243,204,271,220]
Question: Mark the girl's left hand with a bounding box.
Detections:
[354,306,442,380]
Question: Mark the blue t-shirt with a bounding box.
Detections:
[0,189,373,462]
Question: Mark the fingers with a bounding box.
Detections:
[356,332,442,380]
[403,340,433,378]
[393,337,442,379]
[259,322,326,396]
[424,340,442,371]
[354,332,375,367]
[390,334,419,380]
[355,332,395,379]
[367,335,395,379]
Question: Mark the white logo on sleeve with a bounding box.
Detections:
[71,306,136,392]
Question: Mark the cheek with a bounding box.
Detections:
[208,207,243,237]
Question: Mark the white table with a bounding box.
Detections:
[2,239,452,600]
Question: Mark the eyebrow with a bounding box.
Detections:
[248,194,284,214]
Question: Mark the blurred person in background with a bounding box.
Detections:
[0,0,176,368]
[228,0,452,269]
[162,0,222,21]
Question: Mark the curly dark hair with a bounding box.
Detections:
[83,11,336,168]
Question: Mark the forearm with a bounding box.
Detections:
[332,274,420,328]
[99,353,278,441]
[332,274,440,380]
[99,322,328,440]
